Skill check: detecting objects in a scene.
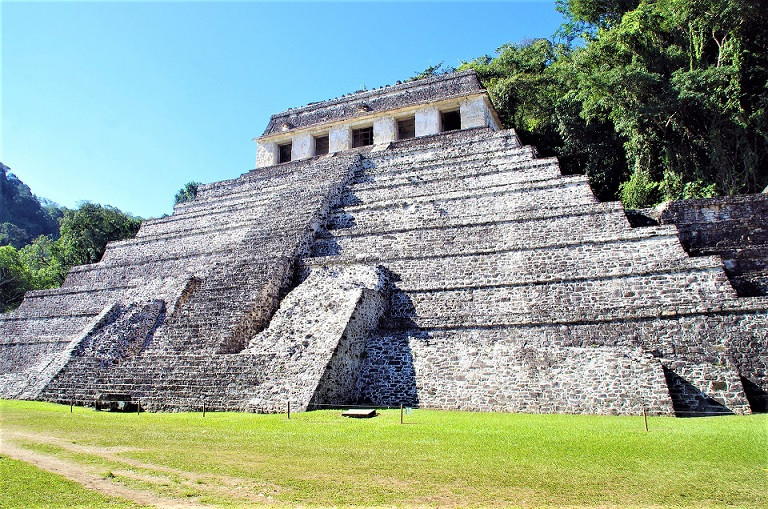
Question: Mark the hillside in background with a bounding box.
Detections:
[0,163,141,312]
[0,163,63,249]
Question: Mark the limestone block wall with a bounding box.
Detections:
[4,105,766,417]
[358,330,674,415]
[262,70,486,136]
[306,126,768,416]
[657,195,768,296]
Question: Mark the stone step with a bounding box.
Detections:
[181,152,360,208]
[135,201,273,239]
[0,314,98,340]
[364,128,521,170]
[310,235,708,292]
[102,226,254,265]
[328,177,597,233]
[62,256,207,289]
[382,261,737,327]
[351,151,547,201]
[343,158,560,208]
[312,206,667,260]
[360,141,535,180]
[321,201,626,238]
[11,288,119,317]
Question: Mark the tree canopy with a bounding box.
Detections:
[461,0,768,208]
[174,182,201,205]
[0,173,142,311]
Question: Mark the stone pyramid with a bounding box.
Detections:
[1,70,765,415]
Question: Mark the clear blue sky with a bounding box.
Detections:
[2,1,564,218]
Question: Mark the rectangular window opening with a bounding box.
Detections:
[441,110,461,132]
[397,117,416,140]
[352,126,374,148]
[314,135,329,156]
[278,142,292,164]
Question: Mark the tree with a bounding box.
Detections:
[463,0,768,208]
[174,182,201,205]
[571,0,768,207]
[0,245,33,312]
[19,235,66,288]
[55,203,141,270]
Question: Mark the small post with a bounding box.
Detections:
[643,407,649,432]
[287,400,291,419]
[202,395,206,418]
[70,400,73,413]
[137,400,140,415]
[400,404,404,424]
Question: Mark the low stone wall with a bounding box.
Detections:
[630,194,768,296]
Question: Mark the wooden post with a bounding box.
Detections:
[202,400,206,418]
[287,400,291,419]
[70,401,73,413]
[643,408,649,432]
[400,404,404,424]
[137,400,140,415]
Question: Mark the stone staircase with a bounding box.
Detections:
[5,153,364,409]
[2,123,766,416]
[304,127,766,415]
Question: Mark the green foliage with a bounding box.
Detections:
[174,181,201,205]
[0,245,33,312]
[619,168,660,209]
[0,202,141,312]
[19,235,67,288]
[56,203,141,269]
[463,0,768,208]
[0,164,63,248]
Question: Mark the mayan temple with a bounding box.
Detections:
[1,70,766,416]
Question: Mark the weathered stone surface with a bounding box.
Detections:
[1,72,766,416]
[262,70,484,136]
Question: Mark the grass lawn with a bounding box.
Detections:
[0,455,141,508]
[1,400,766,507]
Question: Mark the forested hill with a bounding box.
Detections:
[0,163,142,312]
[453,0,768,208]
[0,162,63,248]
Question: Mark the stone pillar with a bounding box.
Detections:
[256,141,278,168]
[415,107,441,137]
[329,125,352,153]
[460,96,489,129]
[373,116,397,145]
[292,133,314,160]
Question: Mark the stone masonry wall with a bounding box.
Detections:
[307,126,768,416]
[3,81,767,416]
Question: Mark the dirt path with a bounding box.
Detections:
[0,429,276,507]
[0,439,208,508]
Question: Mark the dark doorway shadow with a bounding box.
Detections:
[741,376,768,413]
[662,366,734,417]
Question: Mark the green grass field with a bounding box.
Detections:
[1,400,766,508]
